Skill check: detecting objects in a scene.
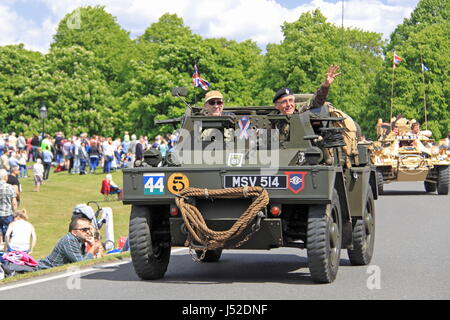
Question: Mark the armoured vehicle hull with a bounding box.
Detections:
[123,165,375,248]
[124,98,378,284]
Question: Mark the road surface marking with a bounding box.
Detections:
[0,248,187,292]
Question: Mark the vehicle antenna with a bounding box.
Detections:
[339,0,345,107]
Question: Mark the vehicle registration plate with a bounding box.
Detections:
[223,175,287,189]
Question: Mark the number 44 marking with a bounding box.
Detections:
[144,174,165,195]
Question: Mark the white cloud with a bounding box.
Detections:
[0,4,57,53]
[302,0,416,39]
[3,0,419,53]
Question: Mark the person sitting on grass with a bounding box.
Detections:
[36,217,103,270]
[105,174,121,195]
[4,209,37,254]
[101,174,122,200]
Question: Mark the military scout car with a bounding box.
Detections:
[373,119,449,195]
[122,89,378,284]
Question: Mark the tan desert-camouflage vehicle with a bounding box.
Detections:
[372,118,449,195]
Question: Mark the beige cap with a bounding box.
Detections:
[204,90,223,104]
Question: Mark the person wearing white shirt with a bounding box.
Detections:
[33,159,44,192]
[103,138,115,174]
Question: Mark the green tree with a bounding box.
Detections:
[122,13,265,137]
[52,6,136,84]
[387,0,449,52]
[261,10,384,135]
[0,45,43,135]
[368,0,449,138]
[16,46,120,137]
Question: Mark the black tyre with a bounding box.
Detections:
[307,189,342,283]
[347,188,375,265]
[129,205,171,280]
[195,249,223,262]
[424,181,436,193]
[376,170,384,195]
[437,166,449,195]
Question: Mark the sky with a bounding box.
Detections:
[0,0,420,53]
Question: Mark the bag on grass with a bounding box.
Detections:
[3,251,38,267]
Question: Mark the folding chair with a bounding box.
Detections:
[100,179,114,201]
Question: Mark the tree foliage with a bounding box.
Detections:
[368,0,449,138]
[261,10,384,133]
[0,2,448,139]
[0,44,43,135]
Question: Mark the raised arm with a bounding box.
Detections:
[310,65,342,108]
[322,64,341,88]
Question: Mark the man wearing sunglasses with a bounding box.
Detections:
[37,217,103,270]
[203,90,225,116]
[201,90,236,143]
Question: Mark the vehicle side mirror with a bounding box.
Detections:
[171,87,188,97]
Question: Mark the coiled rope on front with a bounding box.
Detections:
[175,186,269,250]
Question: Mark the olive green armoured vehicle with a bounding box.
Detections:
[122,89,378,283]
[373,119,449,195]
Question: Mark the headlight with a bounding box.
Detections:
[382,148,391,157]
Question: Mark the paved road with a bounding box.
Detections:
[1,181,449,300]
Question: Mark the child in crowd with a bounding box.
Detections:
[4,209,37,254]
[33,159,44,192]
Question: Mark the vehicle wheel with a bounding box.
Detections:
[195,249,223,262]
[129,205,171,280]
[437,166,449,195]
[376,170,384,195]
[307,189,342,283]
[424,181,436,193]
[347,188,375,265]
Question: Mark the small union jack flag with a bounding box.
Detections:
[192,65,210,91]
[393,53,403,67]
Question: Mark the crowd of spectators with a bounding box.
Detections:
[0,131,177,180]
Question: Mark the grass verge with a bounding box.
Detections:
[0,252,131,285]
[1,167,132,283]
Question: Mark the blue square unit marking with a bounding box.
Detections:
[143,173,165,195]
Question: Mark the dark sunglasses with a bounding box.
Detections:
[75,227,92,233]
[208,99,223,106]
